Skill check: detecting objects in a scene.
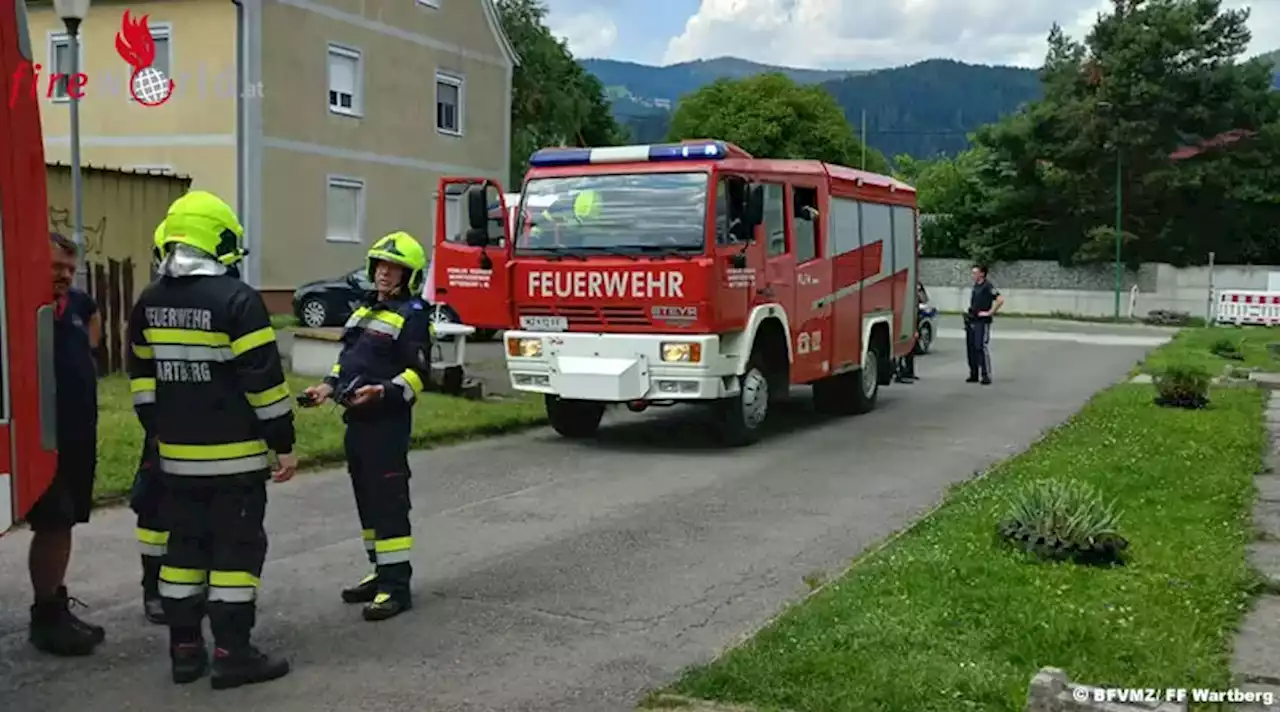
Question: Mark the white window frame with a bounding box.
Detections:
[128,22,172,103]
[326,176,365,244]
[47,31,84,103]
[327,44,363,117]
[435,71,464,136]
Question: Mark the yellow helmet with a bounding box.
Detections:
[161,190,247,267]
[152,220,166,263]
[573,189,601,221]
[366,231,427,292]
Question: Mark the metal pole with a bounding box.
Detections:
[1207,251,1216,325]
[67,18,86,291]
[1113,148,1122,320]
[861,109,867,169]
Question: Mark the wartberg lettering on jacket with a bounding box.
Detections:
[155,360,213,383]
[527,270,685,299]
[144,306,214,330]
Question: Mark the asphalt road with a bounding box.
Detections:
[0,316,1171,712]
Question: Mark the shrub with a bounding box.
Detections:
[1152,361,1211,409]
[1209,337,1244,361]
[996,479,1128,566]
[1142,309,1196,326]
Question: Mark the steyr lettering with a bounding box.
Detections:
[528,270,685,299]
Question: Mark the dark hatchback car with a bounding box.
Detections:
[291,267,497,341]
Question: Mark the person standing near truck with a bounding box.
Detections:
[24,232,105,657]
[302,231,433,622]
[130,221,172,625]
[965,264,1004,384]
[127,190,297,688]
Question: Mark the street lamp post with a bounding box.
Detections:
[1098,100,1123,320]
[52,0,92,291]
[1114,149,1122,320]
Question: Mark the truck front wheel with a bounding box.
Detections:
[545,395,605,438]
[715,355,770,447]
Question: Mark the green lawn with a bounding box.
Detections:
[94,373,545,504]
[660,332,1267,711]
[1138,324,1280,375]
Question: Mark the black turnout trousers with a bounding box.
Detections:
[131,439,168,561]
[345,415,413,594]
[158,472,269,651]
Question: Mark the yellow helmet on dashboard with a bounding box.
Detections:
[366,231,427,292]
[161,190,247,267]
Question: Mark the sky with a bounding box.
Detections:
[543,0,1280,70]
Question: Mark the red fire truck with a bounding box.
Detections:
[431,140,919,445]
[1,0,64,533]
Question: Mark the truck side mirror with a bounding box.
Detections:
[465,185,488,231]
[744,185,764,228]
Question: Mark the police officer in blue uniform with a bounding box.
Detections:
[303,232,433,622]
[24,232,106,656]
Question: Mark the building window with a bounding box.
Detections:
[436,71,463,135]
[47,32,83,101]
[326,176,364,243]
[327,44,362,116]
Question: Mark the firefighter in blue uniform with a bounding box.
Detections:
[130,222,170,624]
[303,231,432,622]
[127,190,297,688]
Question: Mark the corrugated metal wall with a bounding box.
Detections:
[45,164,191,374]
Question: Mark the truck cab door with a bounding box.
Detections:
[431,178,513,331]
[0,0,59,534]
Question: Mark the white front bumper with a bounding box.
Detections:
[504,331,738,402]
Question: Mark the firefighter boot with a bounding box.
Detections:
[28,588,103,656]
[341,572,378,604]
[362,590,412,622]
[210,646,291,690]
[141,556,167,624]
[170,633,210,684]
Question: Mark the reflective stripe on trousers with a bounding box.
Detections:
[137,527,169,557]
[208,571,260,603]
[158,565,206,599]
[374,536,412,565]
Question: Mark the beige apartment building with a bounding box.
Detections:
[27,0,517,310]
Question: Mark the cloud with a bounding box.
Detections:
[548,11,620,58]
[662,0,1280,69]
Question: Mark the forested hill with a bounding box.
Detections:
[582,57,1042,159]
[583,53,1280,159]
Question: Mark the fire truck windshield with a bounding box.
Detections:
[515,172,709,254]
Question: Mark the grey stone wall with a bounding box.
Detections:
[921,258,1156,292]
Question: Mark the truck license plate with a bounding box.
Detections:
[519,315,568,331]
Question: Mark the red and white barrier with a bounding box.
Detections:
[1216,290,1280,325]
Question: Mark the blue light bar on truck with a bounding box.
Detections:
[528,141,729,167]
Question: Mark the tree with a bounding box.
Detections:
[953,0,1280,266]
[666,73,890,173]
[496,0,625,185]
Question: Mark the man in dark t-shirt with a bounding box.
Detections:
[965,264,1004,384]
[23,232,105,656]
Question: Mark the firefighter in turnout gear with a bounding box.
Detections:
[130,221,171,625]
[302,231,432,622]
[126,191,298,689]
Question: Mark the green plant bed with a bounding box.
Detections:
[996,479,1129,567]
[1152,362,1212,409]
[663,384,1265,712]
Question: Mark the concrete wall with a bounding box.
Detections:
[920,257,1280,319]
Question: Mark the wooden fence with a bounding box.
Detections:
[45,164,190,374]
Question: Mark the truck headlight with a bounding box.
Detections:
[660,342,701,363]
[507,337,543,358]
